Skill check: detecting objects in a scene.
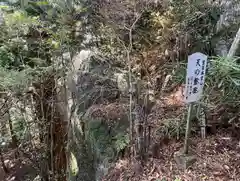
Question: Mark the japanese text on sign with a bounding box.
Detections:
[184,52,208,103]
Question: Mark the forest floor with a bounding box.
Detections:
[102,85,240,181]
[2,128,240,181]
[103,129,240,181]
[1,87,239,181]
[0,148,38,181]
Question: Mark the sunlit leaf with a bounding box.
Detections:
[69,152,79,176]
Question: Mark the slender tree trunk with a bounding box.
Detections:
[0,148,8,173]
[0,98,8,141]
[135,104,145,161]
[0,120,8,142]
[7,110,18,149]
[7,110,19,159]
[134,78,145,162]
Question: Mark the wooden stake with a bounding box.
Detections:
[183,103,193,154]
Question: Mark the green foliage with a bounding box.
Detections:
[86,117,129,164]
[205,56,240,104]
[156,118,186,139]
[0,67,31,91]
[0,0,84,92]
[172,55,240,106]
[0,9,51,69]
[171,0,221,55]
[86,119,114,161]
[174,178,182,181]
[0,0,89,70]
[0,45,15,67]
[113,133,130,153]
[12,117,26,140]
[172,63,187,84]
[5,10,39,27]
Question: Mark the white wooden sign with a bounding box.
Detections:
[184,52,208,103]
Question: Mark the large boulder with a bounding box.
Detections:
[214,0,240,56]
[67,51,128,181]
[69,51,121,112]
[84,103,129,181]
[76,71,120,112]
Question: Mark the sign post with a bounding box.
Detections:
[183,103,194,154]
[183,52,207,154]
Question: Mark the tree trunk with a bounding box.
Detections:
[0,98,8,142]
[33,75,67,181]
[0,148,8,173]
[134,78,146,162]
[135,104,145,161]
[7,111,18,149]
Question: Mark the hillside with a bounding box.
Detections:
[0,0,239,181]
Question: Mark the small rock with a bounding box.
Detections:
[4,159,10,164]
[174,148,197,170]
[223,165,230,170]
[213,171,222,176]
[9,176,16,181]
[133,161,143,174]
[203,162,207,168]
[33,175,41,181]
